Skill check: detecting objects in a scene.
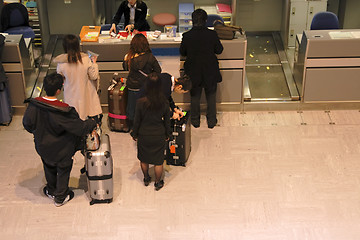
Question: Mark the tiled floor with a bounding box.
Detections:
[1,110,360,240]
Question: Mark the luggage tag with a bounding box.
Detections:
[169,140,177,153]
[86,128,101,151]
[108,82,116,91]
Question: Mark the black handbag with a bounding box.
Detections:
[213,20,243,40]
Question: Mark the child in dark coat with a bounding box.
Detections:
[23,73,97,206]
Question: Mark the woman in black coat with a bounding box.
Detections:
[123,34,161,126]
[131,73,171,191]
[110,0,150,33]
[180,9,223,129]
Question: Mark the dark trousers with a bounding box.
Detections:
[190,86,217,126]
[127,89,139,121]
[42,157,73,201]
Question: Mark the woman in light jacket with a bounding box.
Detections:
[53,34,102,122]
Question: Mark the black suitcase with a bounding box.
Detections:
[85,134,113,205]
[0,35,12,126]
[166,112,191,167]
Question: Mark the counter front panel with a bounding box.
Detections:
[81,35,247,107]
[294,29,360,103]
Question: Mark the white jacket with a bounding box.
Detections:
[54,52,102,120]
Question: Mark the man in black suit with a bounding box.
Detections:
[180,9,223,129]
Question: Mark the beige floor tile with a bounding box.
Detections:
[1,111,360,239]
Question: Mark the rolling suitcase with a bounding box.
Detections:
[108,73,129,132]
[85,134,113,205]
[166,112,191,167]
[0,35,12,126]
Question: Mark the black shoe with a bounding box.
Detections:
[43,186,54,200]
[191,122,200,128]
[191,119,200,128]
[208,119,218,129]
[143,176,151,186]
[54,190,74,207]
[154,180,164,191]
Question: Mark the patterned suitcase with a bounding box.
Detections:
[85,134,113,205]
[108,74,129,132]
[166,112,191,167]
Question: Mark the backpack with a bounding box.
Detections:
[213,20,243,40]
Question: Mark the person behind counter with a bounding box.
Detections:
[22,73,97,207]
[131,72,171,191]
[110,0,150,34]
[123,33,161,128]
[180,8,223,129]
[54,34,102,123]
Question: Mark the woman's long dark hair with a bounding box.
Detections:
[142,72,167,111]
[63,34,83,64]
[126,34,151,68]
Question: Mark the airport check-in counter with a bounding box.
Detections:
[177,36,247,106]
[2,35,35,111]
[81,34,247,108]
[294,30,360,102]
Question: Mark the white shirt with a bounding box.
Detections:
[128,2,136,25]
[171,75,175,92]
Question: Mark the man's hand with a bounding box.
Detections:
[125,24,134,33]
[109,23,117,34]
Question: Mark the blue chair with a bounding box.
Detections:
[206,14,224,27]
[310,11,339,30]
[1,3,35,39]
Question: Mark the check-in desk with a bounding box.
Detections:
[294,30,360,102]
[81,37,184,105]
[2,35,36,111]
[81,34,247,109]
[176,37,246,107]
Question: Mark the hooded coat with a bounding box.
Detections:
[22,97,96,164]
[53,53,102,120]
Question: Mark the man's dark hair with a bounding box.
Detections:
[176,74,192,91]
[43,73,64,96]
[192,8,207,27]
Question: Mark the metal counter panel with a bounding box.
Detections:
[7,73,26,107]
[172,69,243,104]
[304,30,360,58]
[218,39,246,60]
[304,68,360,102]
[2,35,23,63]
